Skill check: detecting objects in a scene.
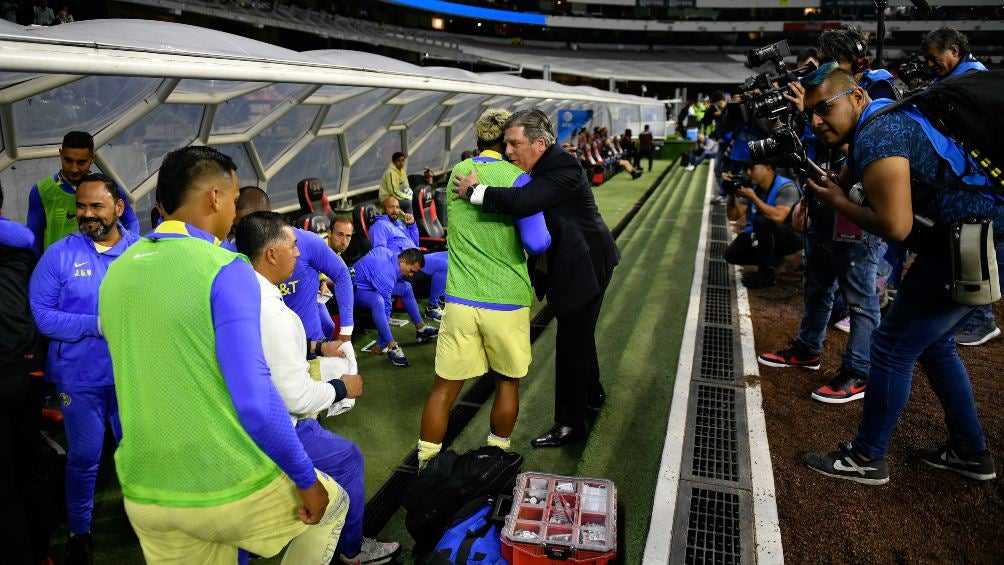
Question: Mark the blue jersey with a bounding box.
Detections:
[353,246,400,319]
[280,228,354,340]
[369,215,419,254]
[29,226,140,386]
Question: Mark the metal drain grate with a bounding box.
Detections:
[692,385,739,482]
[706,260,731,289]
[698,325,734,381]
[685,487,742,565]
[703,286,732,325]
[710,225,729,242]
[707,241,726,260]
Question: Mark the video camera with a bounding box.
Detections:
[721,173,753,196]
[725,39,817,125]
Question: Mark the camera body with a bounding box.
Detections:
[721,173,753,196]
[898,53,931,87]
[748,125,812,177]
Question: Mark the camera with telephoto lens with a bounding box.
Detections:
[725,39,816,127]
[721,173,753,196]
[748,124,813,177]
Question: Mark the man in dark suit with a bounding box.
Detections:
[453,109,620,448]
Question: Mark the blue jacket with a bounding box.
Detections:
[280,228,354,341]
[29,226,140,386]
[369,215,419,254]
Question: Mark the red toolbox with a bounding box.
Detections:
[501,472,617,564]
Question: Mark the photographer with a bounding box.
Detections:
[760,63,882,405]
[923,26,988,83]
[800,66,1002,485]
[818,25,900,101]
[919,26,996,345]
[724,160,803,288]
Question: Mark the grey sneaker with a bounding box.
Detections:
[803,443,889,485]
[917,443,997,481]
[339,538,401,565]
[956,316,1001,346]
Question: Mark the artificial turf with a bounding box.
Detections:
[46,158,708,564]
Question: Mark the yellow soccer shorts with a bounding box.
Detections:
[435,302,530,380]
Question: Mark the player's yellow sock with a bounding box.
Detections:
[486,433,511,450]
[417,440,442,470]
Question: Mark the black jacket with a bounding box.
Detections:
[0,242,45,374]
[482,145,620,313]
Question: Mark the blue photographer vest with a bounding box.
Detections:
[742,174,795,234]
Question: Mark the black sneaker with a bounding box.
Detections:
[803,443,889,485]
[758,340,821,370]
[916,443,997,481]
[64,532,94,565]
[811,368,867,404]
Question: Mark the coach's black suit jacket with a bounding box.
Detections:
[481,144,620,313]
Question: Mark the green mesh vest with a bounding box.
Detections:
[446,157,533,306]
[37,176,79,250]
[99,236,281,507]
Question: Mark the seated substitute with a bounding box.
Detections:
[28,173,140,564]
[232,188,355,357]
[237,211,400,565]
[724,161,803,288]
[98,146,347,563]
[353,246,435,367]
[417,109,551,468]
[370,196,449,321]
[799,66,1002,485]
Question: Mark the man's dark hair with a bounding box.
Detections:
[797,47,819,66]
[77,172,122,202]
[235,211,288,262]
[818,25,869,66]
[156,146,237,214]
[398,247,425,268]
[922,26,970,57]
[237,186,270,213]
[392,152,406,161]
[62,131,94,151]
[504,109,556,147]
[709,90,726,103]
[803,63,860,96]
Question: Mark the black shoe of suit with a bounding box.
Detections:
[531,424,587,448]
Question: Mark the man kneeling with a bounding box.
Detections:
[237,211,400,565]
[724,160,803,288]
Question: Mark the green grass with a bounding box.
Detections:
[49,158,709,564]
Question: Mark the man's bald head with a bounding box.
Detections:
[238,186,270,213]
[381,196,399,212]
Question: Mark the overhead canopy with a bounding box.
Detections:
[0,19,665,228]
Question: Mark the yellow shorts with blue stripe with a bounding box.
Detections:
[435,302,531,380]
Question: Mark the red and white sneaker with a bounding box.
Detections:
[758,340,821,370]
[812,369,867,404]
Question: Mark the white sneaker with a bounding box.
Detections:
[339,538,401,565]
[834,316,851,333]
[685,165,696,171]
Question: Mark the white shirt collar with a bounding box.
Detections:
[254,270,282,300]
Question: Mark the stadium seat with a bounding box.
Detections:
[296,178,333,219]
[411,185,446,251]
[343,202,377,265]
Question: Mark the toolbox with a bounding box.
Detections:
[501,472,617,564]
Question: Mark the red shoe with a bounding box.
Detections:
[758,340,820,370]
[812,369,867,404]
